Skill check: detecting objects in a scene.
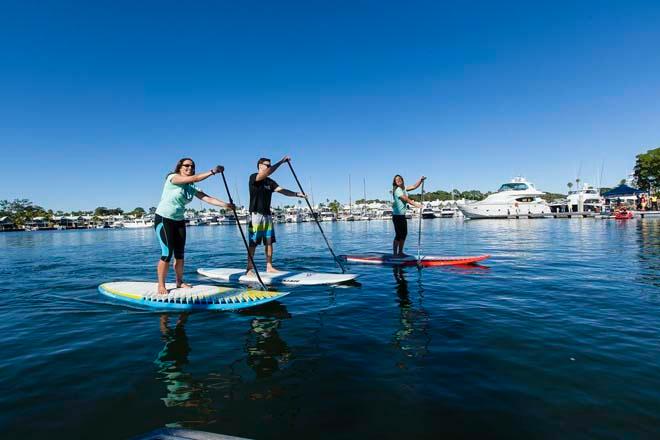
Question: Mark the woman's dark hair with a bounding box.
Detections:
[173,157,195,175]
[392,174,404,189]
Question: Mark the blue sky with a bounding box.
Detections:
[1,0,659,211]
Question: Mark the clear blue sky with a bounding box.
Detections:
[1,0,659,211]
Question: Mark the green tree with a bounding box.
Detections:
[328,200,341,214]
[130,207,146,218]
[0,199,48,226]
[567,182,573,192]
[149,206,157,214]
[619,179,627,186]
[633,147,660,192]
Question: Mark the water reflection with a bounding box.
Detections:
[153,302,294,425]
[155,314,213,411]
[242,303,293,380]
[636,220,660,288]
[392,268,430,364]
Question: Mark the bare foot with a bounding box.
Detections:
[245,269,256,276]
[176,282,192,289]
[266,266,282,273]
[157,284,169,295]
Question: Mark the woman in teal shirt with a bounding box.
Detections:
[155,158,234,295]
[391,174,425,256]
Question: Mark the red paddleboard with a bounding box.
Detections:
[340,254,490,267]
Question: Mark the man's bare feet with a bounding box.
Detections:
[157,284,169,295]
[266,266,282,273]
[245,269,256,277]
[176,282,192,289]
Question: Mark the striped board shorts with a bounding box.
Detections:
[248,213,276,246]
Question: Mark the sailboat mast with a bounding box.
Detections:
[348,174,352,215]
[363,178,367,215]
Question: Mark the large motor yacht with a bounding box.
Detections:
[549,183,604,213]
[458,177,550,219]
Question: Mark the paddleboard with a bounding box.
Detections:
[340,254,490,267]
[98,282,290,311]
[197,268,358,286]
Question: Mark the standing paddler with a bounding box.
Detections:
[391,174,426,256]
[154,158,234,295]
[246,156,307,275]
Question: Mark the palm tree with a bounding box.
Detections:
[567,182,573,193]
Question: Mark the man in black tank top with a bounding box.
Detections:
[246,156,307,274]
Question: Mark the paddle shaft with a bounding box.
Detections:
[286,161,347,273]
[417,180,425,262]
[219,172,268,290]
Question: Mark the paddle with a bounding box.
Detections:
[219,171,268,291]
[417,180,425,268]
[286,160,347,273]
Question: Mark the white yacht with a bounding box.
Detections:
[458,177,550,219]
[421,207,435,219]
[319,208,337,222]
[218,214,236,225]
[123,218,154,228]
[550,183,604,213]
[342,211,356,221]
[285,209,303,223]
[378,209,393,220]
[437,207,455,218]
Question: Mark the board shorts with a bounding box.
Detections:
[392,215,407,241]
[154,214,186,262]
[248,213,276,246]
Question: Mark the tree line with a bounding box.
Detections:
[0,200,157,227]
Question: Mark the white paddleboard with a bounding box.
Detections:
[197,268,358,286]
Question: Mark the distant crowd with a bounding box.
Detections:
[635,193,657,211]
[615,193,658,211]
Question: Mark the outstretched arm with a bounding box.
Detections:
[399,193,422,209]
[171,166,224,185]
[195,191,235,210]
[405,176,426,191]
[256,155,291,182]
[274,187,307,198]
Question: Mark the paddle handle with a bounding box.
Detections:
[220,172,268,291]
[286,161,347,273]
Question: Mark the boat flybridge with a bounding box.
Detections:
[457,177,551,219]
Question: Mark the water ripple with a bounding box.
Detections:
[1,219,659,438]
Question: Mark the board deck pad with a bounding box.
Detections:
[340,254,490,267]
[98,281,290,310]
[197,268,358,286]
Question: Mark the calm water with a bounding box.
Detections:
[1,218,659,439]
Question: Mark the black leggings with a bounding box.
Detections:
[155,214,186,262]
[392,215,408,241]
